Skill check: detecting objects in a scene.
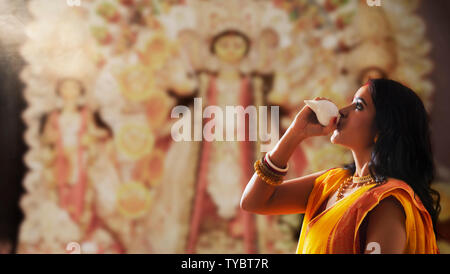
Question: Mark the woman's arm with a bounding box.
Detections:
[363,196,406,254]
[241,169,328,215]
[240,97,338,215]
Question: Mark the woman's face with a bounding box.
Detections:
[214,34,248,64]
[331,84,377,150]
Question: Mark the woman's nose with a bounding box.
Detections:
[339,103,355,118]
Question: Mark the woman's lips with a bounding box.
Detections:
[337,119,343,131]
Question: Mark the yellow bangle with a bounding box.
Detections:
[254,159,283,186]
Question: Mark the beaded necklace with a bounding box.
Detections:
[336,174,380,201]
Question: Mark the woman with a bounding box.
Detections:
[241,79,440,254]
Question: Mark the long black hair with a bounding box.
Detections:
[343,79,441,233]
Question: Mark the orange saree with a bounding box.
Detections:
[296,168,439,254]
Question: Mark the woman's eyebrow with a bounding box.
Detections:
[354,97,368,107]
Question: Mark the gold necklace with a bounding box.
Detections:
[352,174,374,184]
[336,175,378,201]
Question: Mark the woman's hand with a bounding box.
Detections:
[291,97,338,140]
[266,97,337,167]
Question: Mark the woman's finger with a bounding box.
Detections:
[323,117,337,134]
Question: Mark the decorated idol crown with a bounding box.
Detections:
[160,0,292,48]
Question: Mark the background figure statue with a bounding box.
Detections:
[19,78,123,253]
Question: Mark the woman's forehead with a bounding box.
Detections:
[354,85,372,104]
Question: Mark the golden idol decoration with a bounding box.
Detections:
[116,181,153,219]
[115,122,154,160]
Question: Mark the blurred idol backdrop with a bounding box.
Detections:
[0,0,449,253]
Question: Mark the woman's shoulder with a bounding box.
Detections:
[370,177,415,199]
[364,177,428,214]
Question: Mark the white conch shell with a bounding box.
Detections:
[304,99,340,126]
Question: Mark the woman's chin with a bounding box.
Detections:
[331,130,352,149]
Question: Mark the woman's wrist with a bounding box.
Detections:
[268,125,306,168]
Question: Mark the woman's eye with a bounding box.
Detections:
[355,102,363,110]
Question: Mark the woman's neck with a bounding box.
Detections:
[351,147,373,177]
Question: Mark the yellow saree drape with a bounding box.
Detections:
[296,168,439,254]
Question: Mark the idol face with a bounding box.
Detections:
[213,33,249,64]
[57,79,83,102]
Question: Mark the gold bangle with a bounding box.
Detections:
[254,160,283,186]
[257,159,284,181]
[260,160,285,180]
